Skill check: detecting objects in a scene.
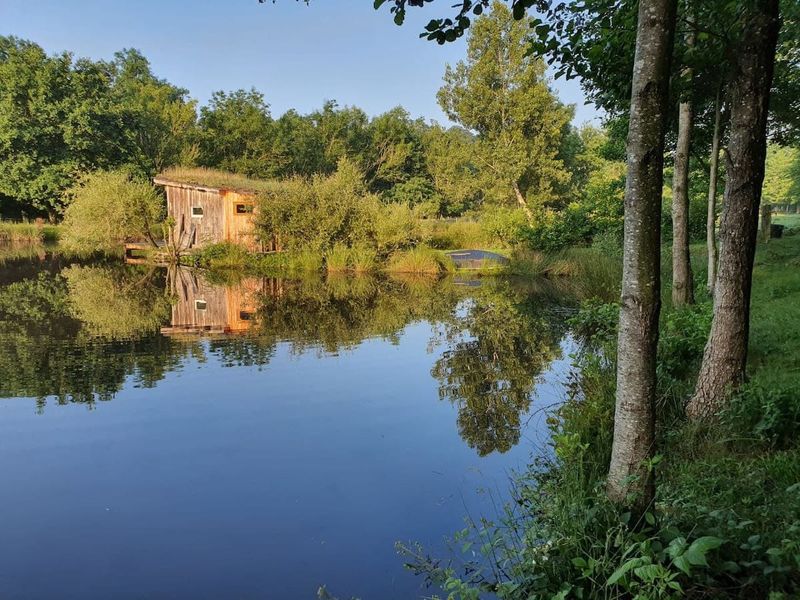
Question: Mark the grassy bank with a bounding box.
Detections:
[405,235,800,599]
[0,222,59,243]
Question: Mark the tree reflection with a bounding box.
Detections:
[431,280,566,455]
[0,261,570,456]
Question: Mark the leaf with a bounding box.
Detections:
[684,536,724,567]
[672,555,691,575]
[373,0,386,8]
[607,558,640,585]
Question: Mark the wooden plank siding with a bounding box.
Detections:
[154,178,277,252]
[161,268,285,335]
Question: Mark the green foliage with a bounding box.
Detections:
[762,145,800,207]
[0,37,196,218]
[421,219,489,250]
[61,170,164,252]
[518,205,591,252]
[437,2,573,211]
[254,158,380,253]
[324,243,351,273]
[374,202,421,255]
[478,207,527,247]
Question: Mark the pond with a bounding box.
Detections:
[0,250,579,600]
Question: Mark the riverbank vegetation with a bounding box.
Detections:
[402,235,800,599]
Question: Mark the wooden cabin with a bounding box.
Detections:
[153,177,277,252]
[161,268,284,335]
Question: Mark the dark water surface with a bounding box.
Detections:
[0,252,576,600]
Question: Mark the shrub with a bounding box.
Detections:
[61,170,164,252]
[0,222,59,243]
[518,205,592,253]
[254,158,380,252]
[421,219,487,250]
[479,206,528,247]
[374,203,420,255]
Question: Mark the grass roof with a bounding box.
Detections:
[155,167,278,193]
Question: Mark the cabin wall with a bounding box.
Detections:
[167,270,230,332]
[223,190,262,252]
[167,187,225,248]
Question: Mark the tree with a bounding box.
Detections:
[670,7,695,306]
[421,124,482,216]
[0,37,128,218]
[109,49,199,175]
[60,169,165,251]
[762,144,800,210]
[687,0,781,420]
[197,88,274,178]
[606,0,676,514]
[436,1,572,218]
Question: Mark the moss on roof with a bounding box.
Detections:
[155,167,279,194]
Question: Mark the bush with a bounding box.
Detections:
[254,158,380,252]
[374,203,420,255]
[0,222,59,243]
[61,170,164,252]
[421,219,488,250]
[518,205,592,253]
[350,244,378,273]
[479,206,528,247]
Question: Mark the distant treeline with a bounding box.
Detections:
[0,34,617,225]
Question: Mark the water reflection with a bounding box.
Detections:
[432,280,567,455]
[0,259,573,456]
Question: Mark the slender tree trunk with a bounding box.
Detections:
[706,86,723,296]
[607,0,676,515]
[512,181,534,220]
[687,0,780,421]
[671,99,695,305]
[671,21,695,307]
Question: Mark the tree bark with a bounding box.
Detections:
[671,23,695,307]
[607,0,676,515]
[706,86,723,296]
[512,181,534,220]
[687,0,780,421]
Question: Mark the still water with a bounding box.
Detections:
[0,251,577,599]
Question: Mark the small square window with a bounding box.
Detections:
[191,206,204,217]
[239,311,253,321]
[195,300,207,310]
[235,204,253,214]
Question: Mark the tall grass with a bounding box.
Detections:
[350,244,378,273]
[0,221,59,243]
[386,246,452,274]
[324,243,351,273]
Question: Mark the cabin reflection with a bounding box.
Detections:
[161,267,282,335]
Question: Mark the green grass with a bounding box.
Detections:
[0,221,59,243]
[156,166,279,193]
[385,246,453,274]
[773,212,800,232]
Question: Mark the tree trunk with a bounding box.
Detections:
[760,203,772,242]
[671,99,695,306]
[607,0,676,515]
[687,0,780,421]
[706,86,723,296]
[671,21,695,307]
[512,181,534,220]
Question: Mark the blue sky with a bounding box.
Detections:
[1,0,602,126]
